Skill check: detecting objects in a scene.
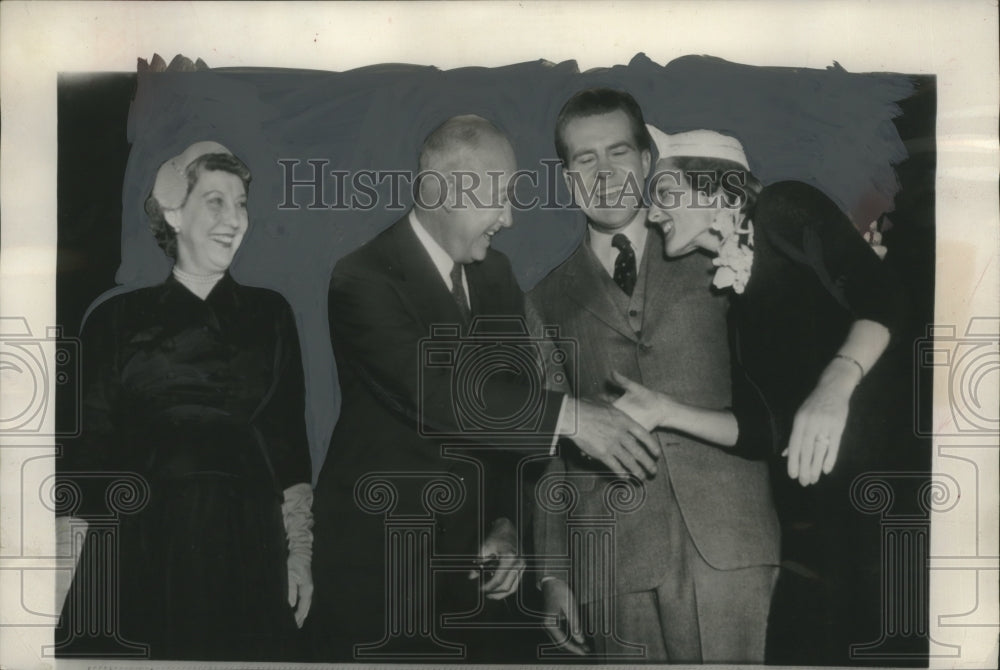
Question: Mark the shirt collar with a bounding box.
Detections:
[409,209,462,290]
[587,209,650,277]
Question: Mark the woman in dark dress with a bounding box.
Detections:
[55,142,314,661]
[613,128,903,665]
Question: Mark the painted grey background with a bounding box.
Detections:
[71,54,918,475]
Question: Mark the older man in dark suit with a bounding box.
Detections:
[309,115,661,662]
[529,89,780,663]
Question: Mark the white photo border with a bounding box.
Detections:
[1,1,997,668]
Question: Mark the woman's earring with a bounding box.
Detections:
[163,209,182,234]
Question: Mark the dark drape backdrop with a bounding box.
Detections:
[57,55,931,476]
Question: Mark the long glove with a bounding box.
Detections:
[55,516,87,613]
[282,482,314,628]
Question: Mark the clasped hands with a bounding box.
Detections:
[561,371,673,480]
[560,378,667,481]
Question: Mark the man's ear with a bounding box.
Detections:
[441,174,456,213]
[417,172,452,212]
[163,208,183,233]
[641,149,651,179]
[561,165,574,198]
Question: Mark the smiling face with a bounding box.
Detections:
[647,158,731,257]
[436,138,516,264]
[165,169,248,274]
[561,110,651,232]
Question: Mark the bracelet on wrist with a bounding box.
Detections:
[833,354,865,383]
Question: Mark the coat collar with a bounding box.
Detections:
[385,215,474,328]
[156,271,244,335]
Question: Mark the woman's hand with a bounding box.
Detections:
[469,518,525,600]
[785,357,860,486]
[541,577,589,655]
[287,553,313,628]
[611,371,740,447]
[611,371,670,432]
[282,482,314,627]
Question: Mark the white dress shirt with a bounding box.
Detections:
[409,210,468,307]
[588,211,649,278]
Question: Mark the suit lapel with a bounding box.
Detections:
[466,261,505,318]
[386,217,469,329]
[563,240,639,343]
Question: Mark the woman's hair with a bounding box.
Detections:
[664,156,762,224]
[145,152,252,259]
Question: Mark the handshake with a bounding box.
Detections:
[557,372,670,480]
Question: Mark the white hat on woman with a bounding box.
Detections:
[646,125,749,169]
[152,141,233,209]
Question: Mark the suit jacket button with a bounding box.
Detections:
[629,309,639,317]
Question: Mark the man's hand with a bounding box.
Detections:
[560,397,661,478]
[469,517,524,600]
[541,578,588,655]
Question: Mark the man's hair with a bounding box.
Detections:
[554,88,652,166]
[419,114,509,173]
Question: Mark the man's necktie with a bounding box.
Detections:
[449,262,472,323]
[612,233,637,297]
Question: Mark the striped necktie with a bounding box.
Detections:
[449,262,471,323]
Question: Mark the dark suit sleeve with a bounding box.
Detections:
[524,287,572,578]
[728,313,778,459]
[56,299,124,519]
[755,181,906,337]
[329,260,562,451]
[533,455,570,585]
[525,290,573,396]
[256,295,312,489]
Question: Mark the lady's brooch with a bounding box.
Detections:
[863,219,888,260]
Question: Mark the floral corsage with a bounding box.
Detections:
[712,218,755,294]
[862,219,888,260]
